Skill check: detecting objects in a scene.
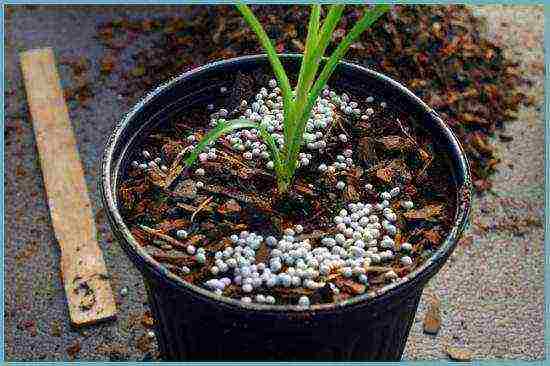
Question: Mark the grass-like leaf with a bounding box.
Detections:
[236,4,294,147]
[285,5,391,181]
[184,118,284,179]
[181,4,390,194]
[305,5,391,120]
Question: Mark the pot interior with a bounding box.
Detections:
[102,54,472,311]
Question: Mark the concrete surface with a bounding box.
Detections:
[3,5,545,361]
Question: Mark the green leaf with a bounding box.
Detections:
[286,5,321,165]
[235,4,294,151]
[286,5,390,180]
[313,5,345,66]
[228,4,391,193]
[295,4,321,100]
[284,5,346,175]
[306,5,390,116]
[183,118,284,178]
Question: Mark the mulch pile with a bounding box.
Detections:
[93,5,532,193]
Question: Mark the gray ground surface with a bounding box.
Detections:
[4,5,545,361]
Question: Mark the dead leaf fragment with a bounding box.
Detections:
[171,179,197,199]
[358,136,378,169]
[217,199,241,215]
[67,340,81,359]
[403,204,444,221]
[377,135,415,151]
[136,333,152,353]
[51,320,62,337]
[141,310,155,328]
[423,229,443,245]
[423,297,441,335]
[446,345,472,361]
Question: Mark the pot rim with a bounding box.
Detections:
[100,53,472,313]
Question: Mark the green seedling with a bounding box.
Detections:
[183,4,390,193]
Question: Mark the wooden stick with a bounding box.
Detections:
[20,48,116,326]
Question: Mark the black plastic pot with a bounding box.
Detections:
[100,54,472,361]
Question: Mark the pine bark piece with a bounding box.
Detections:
[20,48,116,326]
[445,346,472,361]
[423,296,441,335]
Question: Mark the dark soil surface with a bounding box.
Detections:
[95,5,533,194]
[117,65,457,306]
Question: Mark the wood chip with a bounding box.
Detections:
[217,198,242,215]
[294,182,315,196]
[191,196,213,222]
[376,135,415,151]
[374,159,412,184]
[145,163,167,188]
[363,266,394,273]
[423,296,441,335]
[171,179,197,199]
[403,204,444,221]
[424,229,443,245]
[66,340,82,359]
[156,218,190,233]
[165,146,193,188]
[20,48,116,326]
[446,345,472,361]
[338,278,366,295]
[138,225,187,249]
[343,183,360,202]
[358,136,378,169]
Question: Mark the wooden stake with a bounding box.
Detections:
[20,48,117,326]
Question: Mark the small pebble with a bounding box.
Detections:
[196,253,206,264]
[384,270,398,280]
[176,230,188,239]
[120,287,128,297]
[255,294,266,303]
[401,242,413,252]
[390,187,400,197]
[298,296,310,308]
[400,256,413,266]
[401,200,414,210]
